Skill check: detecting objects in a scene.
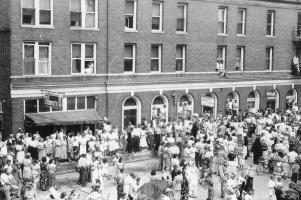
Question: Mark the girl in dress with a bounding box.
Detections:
[45,136,54,156]
[16,140,25,165]
[48,159,56,187]
[23,154,32,179]
[67,133,74,161]
[31,159,40,197]
[139,127,148,151]
[54,136,62,161]
[40,157,49,191]
[61,136,68,161]
[37,138,46,161]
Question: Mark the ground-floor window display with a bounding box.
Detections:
[266,90,279,111]
[201,93,217,117]
[151,95,168,122]
[122,96,141,129]
[225,92,239,116]
[177,94,194,120]
[247,90,260,112]
[286,89,298,110]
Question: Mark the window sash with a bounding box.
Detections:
[217,46,226,68]
[70,0,98,28]
[152,2,163,31]
[266,11,275,36]
[236,47,244,71]
[176,45,185,71]
[125,0,137,30]
[151,45,161,72]
[237,8,246,35]
[218,8,227,34]
[266,47,273,71]
[71,43,96,74]
[22,0,53,26]
[124,44,136,72]
[177,4,186,32]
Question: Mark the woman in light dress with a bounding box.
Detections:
[139,127,148,151]
[61,136,68,161]
[38,138,46,161]
[16,140,25,165]
[108,129,119,155]
[23,154,32,179]
[45,136,54,156]
[54,136,62,161]
[31,159,40,197]
[79,133,88,156]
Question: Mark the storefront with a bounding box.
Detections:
[201,93,217,117]
[286,89,298,109]
[177,94,194,120]
[266,90,279,111]
[122,96,141,129]
[247,90,260,111]
[151,95,168,122]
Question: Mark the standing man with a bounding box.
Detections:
[219,161,229,199]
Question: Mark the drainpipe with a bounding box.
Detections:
[105,0,109,118]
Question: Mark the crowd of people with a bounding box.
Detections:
[1,103,301,199]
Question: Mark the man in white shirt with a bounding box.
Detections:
[0,168,20,200]
[0,136,7,167]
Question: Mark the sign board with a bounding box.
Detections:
[44,94,62,109]
[201,97,215,107]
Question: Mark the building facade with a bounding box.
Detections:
[1,0,301,138]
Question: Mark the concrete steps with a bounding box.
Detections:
[56,151,154,175]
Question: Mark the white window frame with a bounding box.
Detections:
[176,45,186,72]
[23,42,51,76]
[124,44,136,73]
[125,0,137,32]
[266,10,275,37]
[266,47,274,71]
[176,3,187,34]
[21,0,54,28]
[217,45,226,69]
[151,44,162,73]
[218,7,227,35]
[152,1,163,33]
[66,96,96,111]
[71,43,96,75]
[236,46,244,71]
[70,0,99,30]
[237,8,246,36]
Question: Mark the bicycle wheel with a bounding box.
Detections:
[256,164,264,175]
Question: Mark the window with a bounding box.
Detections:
[177,4,187,33]
[176,45,186,72]
[23,42,51,75]
[125,0,137,31]
[124,44,136,73]
[217,45,226,69]
[38,99,50,112]
[218,7,227,35]
[236,46,245,71]
[25,99,57,113]
[152,1,163,32]
[237,8,246,35]
[266,47,274,71]
[151,44,162,72]
[266,10,275,36]
[67,96,96,110]
[22,0,53,26]
[71,43,96,75]
[70,0,98,29]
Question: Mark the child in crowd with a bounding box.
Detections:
[48,159,56,187]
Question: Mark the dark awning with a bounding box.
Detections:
[25,110,102,126]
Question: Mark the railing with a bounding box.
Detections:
[293,25,301,42]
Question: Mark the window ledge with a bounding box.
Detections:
[237,34,246,37]
[175,71,185,73]
[152,30,164,34]
[71,74,97,76]
[22,74,52,77]
[70,27,99,31]
[266,35,276,38]
[21,25,55,29]
[150,71,161,74]
[217,33,228,36]
[123,72,136,74]
[176,31,187,35]
[124,29,138,33]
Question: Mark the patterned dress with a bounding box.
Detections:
[40,162,49,190]
[181,167,190,200]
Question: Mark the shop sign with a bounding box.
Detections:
[44,94,62,109]
[201,97,215,107]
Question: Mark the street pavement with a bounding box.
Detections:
[37,158,274,200]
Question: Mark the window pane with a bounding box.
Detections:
[177,18,184,31]
[22,8,35,25]
[125,15,134,28]
[85,45,94,58]
[124,60,133,71]
[24,61,35,75]
[124,45,133,57]
[267,13,272,24]
[177,5,184,18]
[67,97,76,110]
[151,46,159,58]
[72,45,81,58]
[126,1,134,14]
[86,0,95,12]
[72,59,81,73]
[218,23,224,33]
[71,0,81,11]
[176,46,183,58]
[77,97,85,109]
[25,45,34,58]
[40,0,50,9]
[23,0,34,8]
[151,59,159,71]
[70,12,82,26]
[25,99,37,113]
[85,13,95,27]
[87,96,95,109]
[39,46,49,59]
[218,9,224,22]
[176,60,183,71]
[152,3,160,16]
[40,10,51,24]
[38,62,49,74]
[237,23,242,34]
[84,61,94,74]
[124,98,136,106]
[39,99,50,112]
[152,17,160,30]
[153,97,164,105]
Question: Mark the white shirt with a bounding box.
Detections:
[0,173,9,185]
[0,141,7,157]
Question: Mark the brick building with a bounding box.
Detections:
[1,0,301,138]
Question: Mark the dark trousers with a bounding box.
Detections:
[292,172,298,183]
[133,136,140,152]
[195,152,202,168]
[126,137,133,153]
[154,134,161,152]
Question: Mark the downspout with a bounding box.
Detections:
[105,0,109,118]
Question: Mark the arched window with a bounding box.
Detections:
[247,90,260,111]
[201,93,217,118]
[177,94,194,120]
[225,92,239,115]
[122,97,141,129]
[286,89,298,109]
[267,90,279,111]
[151,95,168,122]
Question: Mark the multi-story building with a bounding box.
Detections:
[1,0,301,138]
